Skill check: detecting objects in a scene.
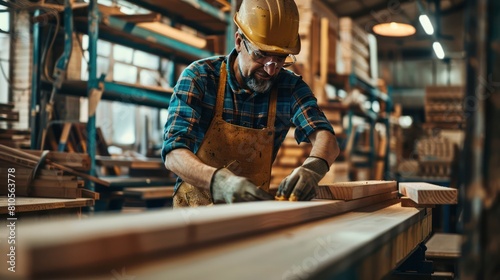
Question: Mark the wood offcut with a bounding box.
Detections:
[399,182,457,204]
[316,180,397,200]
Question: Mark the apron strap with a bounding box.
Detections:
[214,61,227,119]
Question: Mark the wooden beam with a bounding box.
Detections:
[12,192,398,278]
[123,186,174,200]
[149,204,431,280]
[317,180,397,200]
[425,233,462,259]
[0,144,110,186]
[0,197,94,214]
[399,182,458,204]
[42,202,430,279]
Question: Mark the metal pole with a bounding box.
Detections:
[30,9,40,149]
[86,0,98,191]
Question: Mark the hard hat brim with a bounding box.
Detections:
[234,14,301,55]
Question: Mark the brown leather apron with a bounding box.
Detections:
[173,62,277,207]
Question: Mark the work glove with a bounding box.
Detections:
[210,168,274,204]
[276,156,329,201]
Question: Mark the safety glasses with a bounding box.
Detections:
[241,35,296,68]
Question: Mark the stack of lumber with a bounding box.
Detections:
[295,0,338,105]
[271,127,353,188]
[337,17,377,85]
[96,154,173,177]
[424,86,465,129]
[0,144,101,199]
[415,135,455,178]
[0,103,31,148]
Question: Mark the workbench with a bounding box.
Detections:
[4,196,432,279]
[0,196,94,219]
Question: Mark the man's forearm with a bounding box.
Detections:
[164,148,217,190]
[308,130,340,167]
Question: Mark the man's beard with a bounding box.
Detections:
[239,64,276,93]
[246,74,274,93]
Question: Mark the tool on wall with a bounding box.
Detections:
[39,0,74,149]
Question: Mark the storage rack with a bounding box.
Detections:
[30,0,231,191]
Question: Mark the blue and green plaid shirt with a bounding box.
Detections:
[162,50,334,185]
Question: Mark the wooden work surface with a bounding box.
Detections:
[85,202,431,280]
[425,233,462,259]
[0,196,94,214]
[8,197,431,279]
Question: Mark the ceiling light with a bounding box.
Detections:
[419,15,434,35]
[433,42,445,59]
[372,22,416,37]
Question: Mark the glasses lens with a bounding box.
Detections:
[242,36,295,68]
[282,55,296,68]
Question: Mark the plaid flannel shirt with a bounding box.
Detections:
[162,49,334,189]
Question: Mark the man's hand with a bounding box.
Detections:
[210,168,274,204]
[276,157,329,201]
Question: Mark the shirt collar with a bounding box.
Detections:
[226,49,253,95]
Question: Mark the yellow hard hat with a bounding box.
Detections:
[234,0,301,55]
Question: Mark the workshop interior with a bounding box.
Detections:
[0,0,499,279]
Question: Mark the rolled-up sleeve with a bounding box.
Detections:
[290,79,335,143]
[161,67,206,161]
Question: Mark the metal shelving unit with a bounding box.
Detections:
[330,73,393,180]
[30,0,231,192]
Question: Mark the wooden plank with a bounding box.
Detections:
[425,233,462,259]
[30,179,82,189]
[11,192,398,277]
[30,187,82,199]
[0,144,110,186]
[0,167,64,177]
[123,186,174,200]
[316,180,397,200]
[99,176,176,187]
[0,151,37,168]
[65,202,430,280]
[8,186,82,199]
[0,196,94,214]
[399,182,458,204]
[400,196,435,208]
[23,150,90,169]
[81,189,100,200]
[95,155,164,169]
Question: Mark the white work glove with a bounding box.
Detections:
[276,157,329,201]
[210,168,274,204]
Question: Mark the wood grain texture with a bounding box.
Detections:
[0,197,94,214]
[317,180,397,200]
[425,233,462,259]
[74,202,430,280]
[10,192,397,278]
[399,182,458,204]
[123,186,174,199]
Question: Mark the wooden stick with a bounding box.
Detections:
[399,182,457,204]
[317,180,397,200]
[0,144,110,187]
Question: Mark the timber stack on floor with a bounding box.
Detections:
[0,144,101,199]
[0,103,31,149]
[1,179,448,279]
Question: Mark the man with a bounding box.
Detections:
[162,0,339,207]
